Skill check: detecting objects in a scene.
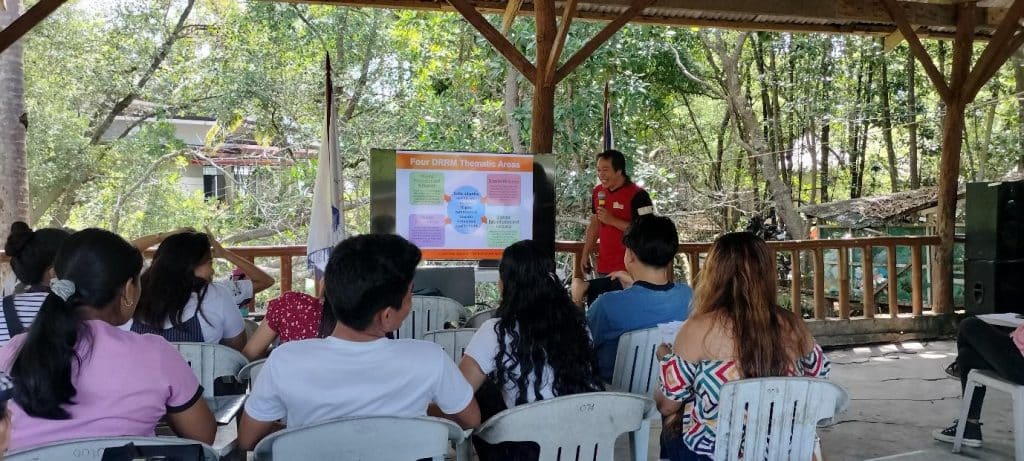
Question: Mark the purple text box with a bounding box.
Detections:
[409,214,446,247]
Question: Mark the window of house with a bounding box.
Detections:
[203,166,226,201]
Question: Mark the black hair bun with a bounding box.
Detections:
[4,221,34,256]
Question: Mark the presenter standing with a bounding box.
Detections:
[580,150,644,277]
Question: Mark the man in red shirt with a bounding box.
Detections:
[581,150,643,276]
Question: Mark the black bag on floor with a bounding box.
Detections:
[100,442,204,461]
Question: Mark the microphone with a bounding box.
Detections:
[597,191,606,207]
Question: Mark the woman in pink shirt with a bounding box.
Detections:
[0,229,215,452]
[933,316,1024,448]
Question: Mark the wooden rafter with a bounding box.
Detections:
[0,0,68,55]
[882,0,952,103]
[446,0,537,82]
[499,0,522,34]
[544,0,578,86]
[965,0,1024,99]
[951,1,975,97]
[554,0,656,83]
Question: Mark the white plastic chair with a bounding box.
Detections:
[465,308,497,328]
[236,357,267,385]
[423,328,477,362]
[713,377,849,461]
[954,369,1024,459]
[172,342,250,399]
[252,416,470,461]
[394,296,467,340]
[611,327,661,395]
[475,392,653,461]
[6,436,219,461]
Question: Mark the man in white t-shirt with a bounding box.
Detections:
[238,234,480,450]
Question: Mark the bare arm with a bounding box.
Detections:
[428,398,481,430]
[579,215,600,275]
[458,356,487,393]
[208,230,275,294]
[220,331,247,353]
[238,411,279,451]
[131,227,193,252]
[242,322,278,361]
[166,397,216,445]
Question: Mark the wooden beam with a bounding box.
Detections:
[950,0,976,97]
[531,0,557,153]
[446,0,536,82]
[554,0,656,83]
[965,0,1024,99]
[0,0,68,55]
[499,0,522,34]
[882,0,953,103]
[883,29,906,52]
[544,0,578,87]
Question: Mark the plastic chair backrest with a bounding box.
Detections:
[422,328,478,362]
[611,327,660,395]
[172,342,249,399]
[236,357,267,384]
[475,392,652,461]
[6,436,219,461]
[252,416,468,461]
[713,377,849,461]
[394,296,467,340]
[465,308,496,328]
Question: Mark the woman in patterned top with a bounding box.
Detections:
[656,232,830,461]
[242,289,336,361]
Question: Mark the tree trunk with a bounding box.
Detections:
[908,50,920,189]
[530,0,555,154]
[1014,50,1024,172]
[881,53,899,192]
[0,0,28,236]
[978,87,997,180]
[504,62,525,152]
[820,123,830,203]
[713,32,807,238]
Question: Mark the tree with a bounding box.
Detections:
[0,0,27,237]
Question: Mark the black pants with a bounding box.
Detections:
[957,317,1024,420]
[472,380,540,461]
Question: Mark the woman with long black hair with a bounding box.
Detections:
[1,222,71,345]
[0,229,214,451]
[126,230,272,350]
[460,239,604,460]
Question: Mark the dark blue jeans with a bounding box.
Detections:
[661,433,713,461]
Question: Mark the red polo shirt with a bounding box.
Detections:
[591,181,642,274]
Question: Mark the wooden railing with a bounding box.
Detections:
[559,235,944,320]
[3,235,944,320]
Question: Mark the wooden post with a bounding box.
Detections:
[912,244,924,316]
[861,245,874,319]
[887,244,899,318]
[280,256,293,293]
[813,248,826,320]
[687,252,700,286]
[790,250,801,313]
[838,248,850,320]
[531,0,556,154]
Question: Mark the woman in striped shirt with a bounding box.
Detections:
[1,222,71,345]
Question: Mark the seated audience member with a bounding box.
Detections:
[237,234,480,450]
[461,240,604,460]
[1,222,71,345]
[587,214,692,382]
[0,372,12,455]
[242,290,335,361]
[656,232,830,461]
[125,230,273,351]
[0,229,215,451]
[932,317,1024,447]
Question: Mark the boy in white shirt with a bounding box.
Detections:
[238,234,480,450]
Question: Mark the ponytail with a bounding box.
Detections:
[11,292,84,419]
[9,229,142,420]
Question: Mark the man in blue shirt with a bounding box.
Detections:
[587,214,692,382]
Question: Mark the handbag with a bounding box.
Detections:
[100,442,205,461]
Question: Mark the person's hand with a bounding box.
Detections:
[204,226,226,257]
[656,343,673,361]
[582,257,593,274]
[608,271,634,289]
[570,278,589,308]
[596,208,612,224]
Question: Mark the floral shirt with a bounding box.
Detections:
[659,344,831,457]
[265,292,323,343]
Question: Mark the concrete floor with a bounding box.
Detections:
[619,340,1017,461]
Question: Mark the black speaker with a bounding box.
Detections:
[964,259,1024,315]
[966,181,1024,261]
